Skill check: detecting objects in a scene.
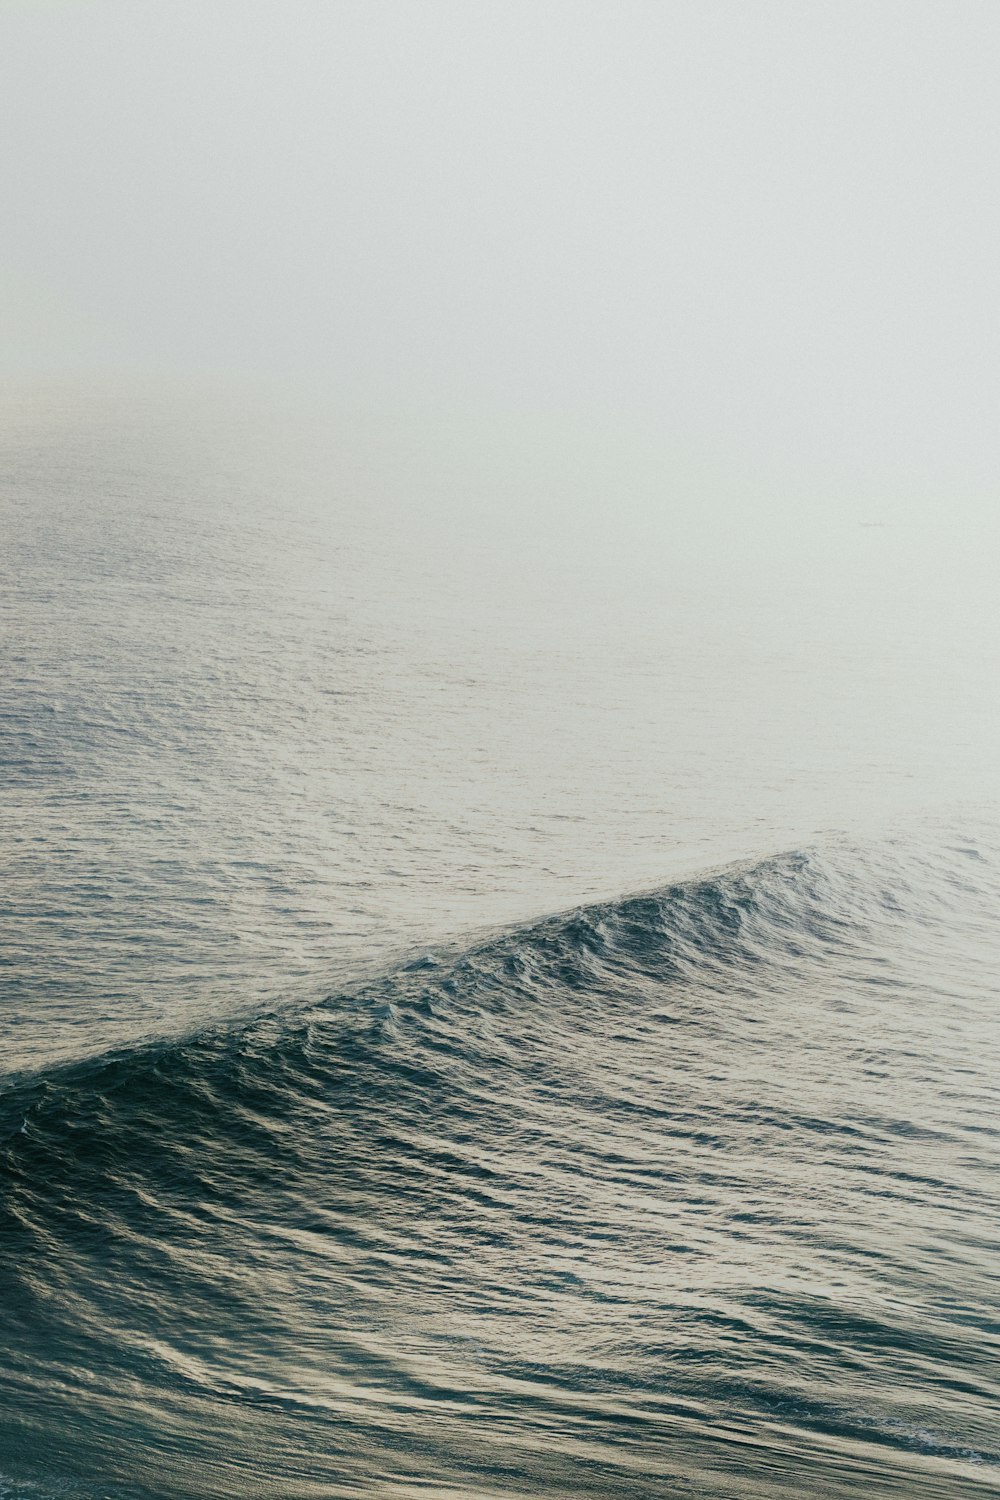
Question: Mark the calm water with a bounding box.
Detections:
[1,386,998,1497]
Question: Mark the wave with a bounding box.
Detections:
[1,834,996,1210]
[0,844,900,1131]
[1,833,998,1499]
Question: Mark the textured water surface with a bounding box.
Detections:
[1,390,997,1497]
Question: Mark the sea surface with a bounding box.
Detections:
[1,384,998,1498]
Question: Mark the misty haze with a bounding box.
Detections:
[1,5,998,1498]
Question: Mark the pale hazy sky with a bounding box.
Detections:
[3,2,1000,533]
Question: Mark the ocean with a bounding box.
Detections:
[1,385,997,1498]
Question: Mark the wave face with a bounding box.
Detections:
[1,836,999,1498]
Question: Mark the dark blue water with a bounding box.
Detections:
[1,389,998,1497]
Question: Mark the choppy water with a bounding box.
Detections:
[1,387,998,1497]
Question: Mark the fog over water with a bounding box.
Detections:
[5,2,1000,496]
[4,1,999,714]
[1,5,999,1499]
